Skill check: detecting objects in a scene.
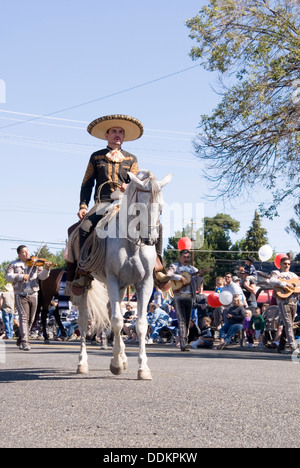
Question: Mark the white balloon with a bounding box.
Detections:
[219,291,233,306]
[258,244,273,262]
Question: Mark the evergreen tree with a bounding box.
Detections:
[286,201,300,246]
[243,211,269,258]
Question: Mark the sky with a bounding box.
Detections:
[0,0,298,264]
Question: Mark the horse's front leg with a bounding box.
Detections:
[107,281,127,375]
[76,299,89,374]
[136,281,153,381]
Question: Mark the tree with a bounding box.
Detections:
[243,210,269,257]
[286,200,300,245]
[186,0,300,218]
[0,261,9,290]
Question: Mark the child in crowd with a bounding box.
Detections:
[241,256,257,279]
[243,309,254,347]
[215,277,225,293]
[250,307,266,347]
[191,317,214,349]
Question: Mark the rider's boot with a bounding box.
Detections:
[71,268,93,296]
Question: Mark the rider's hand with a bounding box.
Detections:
[77,208,87,220]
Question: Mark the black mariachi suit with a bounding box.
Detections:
[79,147,139,247]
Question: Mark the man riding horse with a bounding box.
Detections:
[66,114,143,296]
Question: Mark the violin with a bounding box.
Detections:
[25,256,57,268]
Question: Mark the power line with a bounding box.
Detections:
[0,110,197,136]
[0,235,65,247]
[0,64,201,131]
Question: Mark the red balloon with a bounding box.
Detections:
[207,293,222,308]
[274,253,289,269]
[178,237,192,251]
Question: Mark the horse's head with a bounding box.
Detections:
[126,170,173,246]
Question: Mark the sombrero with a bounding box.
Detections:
[87,114,144,142]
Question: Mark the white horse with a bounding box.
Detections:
[73,170,172,380]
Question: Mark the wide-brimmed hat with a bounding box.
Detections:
[4,283,13,292]
[87,114,144,141]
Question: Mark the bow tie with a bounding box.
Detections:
[106,149,125,163]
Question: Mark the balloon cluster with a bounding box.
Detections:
[207,291,233,308]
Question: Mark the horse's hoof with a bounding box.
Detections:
[77,364,89,374]
[110,363,123,375]
[138,369,152,380]
[123,360,128,370]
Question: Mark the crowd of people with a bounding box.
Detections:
[1,249,300,355]
[119,253,300,354]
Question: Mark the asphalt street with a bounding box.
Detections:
[0,339,300,448]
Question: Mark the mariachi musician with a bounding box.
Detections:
[269,255,299,352]
[6,245,51,351]
[167,249,203,351]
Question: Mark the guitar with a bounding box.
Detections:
[171,268,212,292]
[275,278,300,299]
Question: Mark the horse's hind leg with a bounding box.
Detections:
[77,301,89,374]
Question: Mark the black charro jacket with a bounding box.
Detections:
[79,147,139,209]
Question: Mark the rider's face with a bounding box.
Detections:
[105,127,125,149]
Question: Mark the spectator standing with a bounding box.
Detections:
[0,283,15,339]
[250,308,266,347]
[243,309,254,347]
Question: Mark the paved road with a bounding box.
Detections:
[0,339,300,448]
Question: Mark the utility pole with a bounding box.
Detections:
[191,218,195,266]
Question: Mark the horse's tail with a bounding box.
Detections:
[87,278,111,331]
[73,277,111,333]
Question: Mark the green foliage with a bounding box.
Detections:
[243,210,269,256]
[33,245,66,268]
[286,200,300,245]
[0,261,9,291]
[186,0,300,217]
